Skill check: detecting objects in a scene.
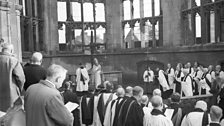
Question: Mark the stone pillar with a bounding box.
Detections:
[161,0,183,46]
[105,0,122,50]
[0,0,22,61]
[43,0,59,54]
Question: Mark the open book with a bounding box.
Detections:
[65,102,79,112]
[164,109,174,119]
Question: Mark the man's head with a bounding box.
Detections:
[170,93,181,103]
[1,43,14,54]
[182,68,189,76]
[195,100,207,111]
[116,87,125,97]
[147,66,151,70]
[216,65,221,72]
[125,86,133,97]
[167,63,171,69]
[30,52,43,65]
[46,64,67,89]
[187,62,191,68]
[103,81,114,92]
[153,89,161,96]
[208,65,213,71]
[132,86,144,103]
[210,105,223,122]
[151,95,163,110]
[141,95,149,106]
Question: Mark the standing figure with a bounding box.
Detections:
[143,66,154,94]
[92,58,102,89]
[25,64,74,126]
[166,63,175,90]
[174,63,184,94]
[76,63,90,92]
[181,69,193,97]
[23,52,47,91]
[0,43,25,112]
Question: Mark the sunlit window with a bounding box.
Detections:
[72,2,81,22]
[83,3,94,22]
[57,2,67,21]
[95,3,105,22]
[123,0,131,20]
[133,0,140,19]
[144,0,152,17]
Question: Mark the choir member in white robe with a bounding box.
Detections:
[141,95,152,115]
[208,65,215,83]
[157,68,170,91]
[144,95,173,126]
[76,63,90,92]
[181,69,193,97]
[104,87,125,126]
[174,63,184,94]
[192,66,203,95]
[143,66,154,94]
[92,58,102,89]
[199,68,212,95]
[166,63,175,90]
[186,62,194,77]
[181,100,210,126]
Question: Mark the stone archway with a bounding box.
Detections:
[136,60,164,83]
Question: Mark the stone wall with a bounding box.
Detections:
[0,0,22,61]
[23,44,224,87]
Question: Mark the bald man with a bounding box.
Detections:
[144,95,173,126]
[209,105,222,126]
[23,52,47,90]
[0,43,25,112]
[181,100,210,126]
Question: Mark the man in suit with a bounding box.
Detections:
[209,105,222,126]
[0,43,25,112]
[25,64,74,126]
[23,52,47,90]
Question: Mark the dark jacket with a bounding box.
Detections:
[23,63,47,90]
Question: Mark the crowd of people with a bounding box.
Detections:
[143,62,224,97]
[1,43,224,126]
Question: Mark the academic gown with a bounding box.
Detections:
[144,109,173,126]
[104,97,123,126]
[117,97,144,126]
[94,92,117,126]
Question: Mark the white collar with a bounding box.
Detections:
[45,79,56,88]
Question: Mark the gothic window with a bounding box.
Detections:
[122,0,162,49]
[182,0,224,44]
[57,0,106,53]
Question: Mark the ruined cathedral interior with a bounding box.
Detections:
[1,0,224,125]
